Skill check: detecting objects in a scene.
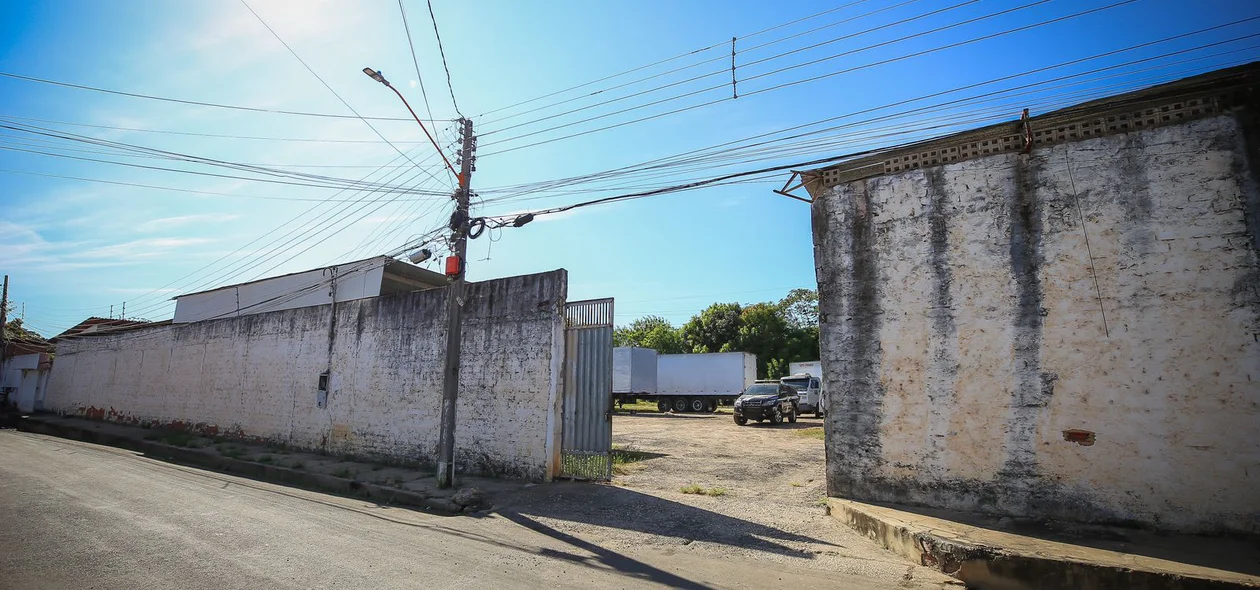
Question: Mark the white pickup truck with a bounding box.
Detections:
[781,361,825,418]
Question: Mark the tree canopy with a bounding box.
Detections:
[613,289,820,379]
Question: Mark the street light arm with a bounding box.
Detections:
[386,84,462,185]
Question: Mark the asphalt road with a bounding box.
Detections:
[0,431,955,589]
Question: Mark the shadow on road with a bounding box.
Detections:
[500,482,834,559]
[499,511,714,589]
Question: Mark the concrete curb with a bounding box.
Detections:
[827,498,1260,590]
[17,417,467,516]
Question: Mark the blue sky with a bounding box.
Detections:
[2,0,1258,336]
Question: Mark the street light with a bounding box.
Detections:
[362,65,460,183]
[362,67,389,86]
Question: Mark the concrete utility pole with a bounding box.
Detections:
[437,118,475,488]
[0,275,8,347]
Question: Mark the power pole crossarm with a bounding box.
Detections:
[436,117,475,488]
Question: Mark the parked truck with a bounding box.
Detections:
[613,347,658,398]
[611,349,757,413]
[782,360,825,417]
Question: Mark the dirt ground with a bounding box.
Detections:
[500,412,961,588]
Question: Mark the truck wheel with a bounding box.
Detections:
[734,416,747,426]
[657,400,670,413]
[689,398,706,413]
[672,398,688,413]
[788,407,798,423]
[770,408,784,425]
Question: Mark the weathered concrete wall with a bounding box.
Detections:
[813,113,1260,534]
[45,270,568,481]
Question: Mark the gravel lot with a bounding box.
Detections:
[500,412,961,588]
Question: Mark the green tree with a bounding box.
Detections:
[3,317,46,342]
[613,315,685,354]
[778,288,819,329]
[737,303,791,378]
[680,302,742,353]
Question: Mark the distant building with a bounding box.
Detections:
[172,255,449,324]
[804,64,1260,534]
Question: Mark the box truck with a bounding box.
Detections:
[612,349,757,413]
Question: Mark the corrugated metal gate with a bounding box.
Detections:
[560,298,614,480]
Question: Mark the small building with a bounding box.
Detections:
[803,64,1260,534]
[172,255,449,324]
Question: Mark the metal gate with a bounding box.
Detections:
[560,298,614,480]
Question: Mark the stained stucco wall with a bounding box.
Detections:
[812,113,1260,534]
[45,270,568,481]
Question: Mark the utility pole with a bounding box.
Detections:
[0,275,9,348]
[437,117,475,488]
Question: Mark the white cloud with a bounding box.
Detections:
[76,237,215,260]
[136,214,242,232]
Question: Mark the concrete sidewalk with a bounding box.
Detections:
[17,414,521,515]
[829,498,1260,590]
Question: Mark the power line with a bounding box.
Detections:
[425,0,462,116]
[474,0,1167,157]
[398,0,437,124]
[475,0,1091,151]
[476,0,919,129]
[0,114,451,143]
[240,0,444,182]
[0,118,445,193]
[474,0,879,120]
[0,168,449,202]
[0,71,448,122]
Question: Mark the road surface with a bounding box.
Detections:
[0,430,957,589]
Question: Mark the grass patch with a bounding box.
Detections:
[256,455,273,464]
[371,464,384,471]
[611,444,655,475]
[612,399,662,413]
[790,481,803,487]
[289,461,305,470]
[815,496,830,507]
[217,444,245,459]
[795,427,826,441]
[331,468,355,479]
[680,483,728,497]
[162,431,194,447]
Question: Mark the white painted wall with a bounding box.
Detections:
[814,114,1260,534]
[2,353,48,412]
[172,258,386,324]
[46,270,569,481]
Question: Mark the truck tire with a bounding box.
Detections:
[770,407,784,425]
[657,400,670,413]
[734,416,747,426]
[688,398,706,413]
[788,407,798,423]
[672,398,688,413]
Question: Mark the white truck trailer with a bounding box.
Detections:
[655,352,757,413]
[613,347,658,397]
[612,349,758,413]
